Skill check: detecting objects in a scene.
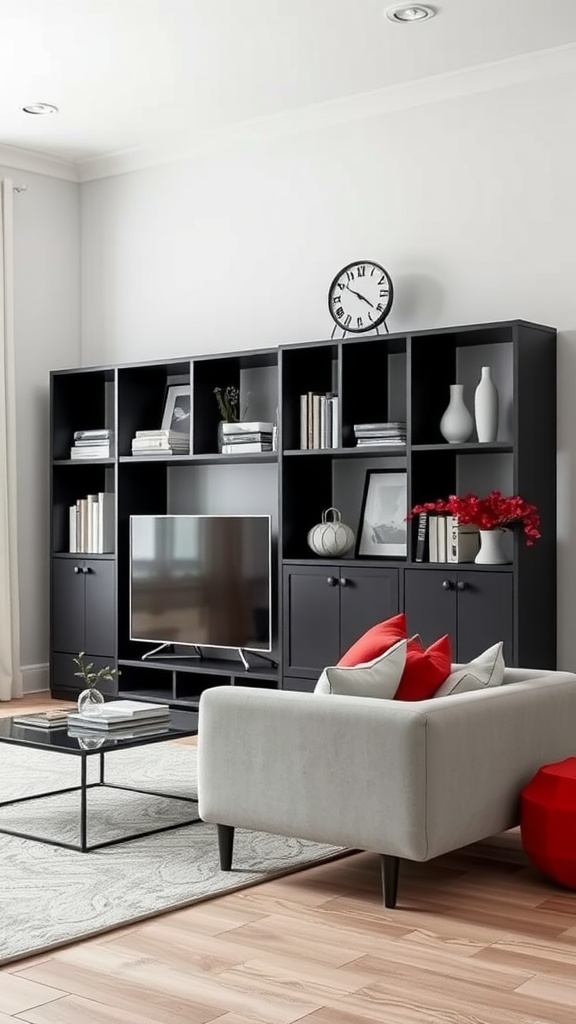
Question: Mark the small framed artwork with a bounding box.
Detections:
[161,385,191,435]
[356,470,407,558]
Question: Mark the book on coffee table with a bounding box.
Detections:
[12,708,75,729]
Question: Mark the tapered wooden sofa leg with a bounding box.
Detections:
[217,824,235,870]
[381,855,399,908]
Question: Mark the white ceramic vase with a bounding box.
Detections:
[474,366,499,443]
[439,384,473,444]
[474,528,508,565]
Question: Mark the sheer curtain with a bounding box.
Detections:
[0,179,22,699]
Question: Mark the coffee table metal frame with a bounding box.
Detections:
[0,711,199,852]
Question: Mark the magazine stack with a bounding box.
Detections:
[353,422,407,447]
[131,430,189,455]
[220,421,274,454]
[67,700,171,739]
[70,428,112,459]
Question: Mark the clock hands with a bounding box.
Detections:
[345,284,375,308]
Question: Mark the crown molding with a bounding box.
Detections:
[3,41,576,184]
[77,41,576,182]
[0,143,79,182]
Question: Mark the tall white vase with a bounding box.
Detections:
[474,528,508,565]
[439,384,473,444]
[474,366,499,443]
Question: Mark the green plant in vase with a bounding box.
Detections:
[73,652,120,715]
[214,385,250,450]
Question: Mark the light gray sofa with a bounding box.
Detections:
[197,667,576,907]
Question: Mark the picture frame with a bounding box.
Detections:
[356,470,407,558]
[161,385,191,435]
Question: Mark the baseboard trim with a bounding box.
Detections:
[22,664,49,694]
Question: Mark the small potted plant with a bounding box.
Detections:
[214,386,248,450]
[73,652,120,715]
[409,490,540,564]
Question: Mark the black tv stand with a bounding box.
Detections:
[141,643,204,662]
[237,648,279,672]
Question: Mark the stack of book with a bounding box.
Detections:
[299,392,339,449]
[70,428,112,459]
[69,491,114,553]
[12,707,75,730]
[131,430,189,455]
[220,421,274,454]
[353,422,407,447]
[67,699,171,738]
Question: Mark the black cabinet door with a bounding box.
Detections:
[404,569,458,653]
[84,559,116,657]
[457,571,513,664]
[52,559,86,653]
[338,567,399,657]
[283,565,341,677]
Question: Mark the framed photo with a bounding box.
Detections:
[356,470,407,558]
[161,385,191,435]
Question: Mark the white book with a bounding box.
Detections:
[437,516,447,562]
[85,494,98,553]
[330,395,339,448]
[78,498,88,553]
[221,442,272,454]
[312,394,321,449]
[428,515,438,562]
[69,505,77,553]
[72,699,170,721]
[221,421,274,434]
[319,395,327,449]
[300,394,308,449]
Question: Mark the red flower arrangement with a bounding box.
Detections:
[409,490,541,545]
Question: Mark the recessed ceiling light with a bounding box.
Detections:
[22,102,59,115]
[386,5,436,22]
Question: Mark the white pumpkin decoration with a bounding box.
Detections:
[307,507,355,557]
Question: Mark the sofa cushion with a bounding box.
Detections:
[315,638,408,697]
[393,634,452,701]
[337,613,407,667]
[434,642,505,696]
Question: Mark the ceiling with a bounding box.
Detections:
[1,0,576,178]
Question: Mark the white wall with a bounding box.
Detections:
[7,167,80,690]
[80,67,576,668]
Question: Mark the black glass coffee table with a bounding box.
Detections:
[0,709,199,852]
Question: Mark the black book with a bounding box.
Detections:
[415,511,428,562]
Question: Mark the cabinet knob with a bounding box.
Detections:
[339,577,349,587]
[442,579,453,590]
[326,576,337,586]
[73,565,81,574]
[84,566,93,574]
[456,580,468,591]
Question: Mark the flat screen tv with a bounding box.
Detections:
[129,514,272,653]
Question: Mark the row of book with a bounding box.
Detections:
[70,428,113,460]
[220,420,274,454]
[131,429,189,456]
[299,392,339,449]
[354,421,406,447]
[415,512,480,563]
[69,491,114,553]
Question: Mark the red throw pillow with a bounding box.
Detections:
[394,634,452,701]
[338,613,408,667]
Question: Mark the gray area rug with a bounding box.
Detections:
[0,742,343,965]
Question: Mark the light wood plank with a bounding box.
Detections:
[16,993,189,1024]
[0,973,65,1015]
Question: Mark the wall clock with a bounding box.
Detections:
[328,260,393,335]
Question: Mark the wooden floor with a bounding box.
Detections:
[1,695,576,1023]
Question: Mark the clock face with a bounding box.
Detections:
[328,261,393,334]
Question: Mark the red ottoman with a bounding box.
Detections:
[521,757,576,888]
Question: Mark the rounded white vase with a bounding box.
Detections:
[439,384,473,444]
[474,366,499,443]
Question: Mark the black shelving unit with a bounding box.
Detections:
[50,319,557,706]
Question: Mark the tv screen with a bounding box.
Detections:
[130,514,272,652]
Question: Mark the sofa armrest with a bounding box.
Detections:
[198,686,431,860]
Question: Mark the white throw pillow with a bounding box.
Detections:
[434,641,505,697]
[314,638,407,698]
